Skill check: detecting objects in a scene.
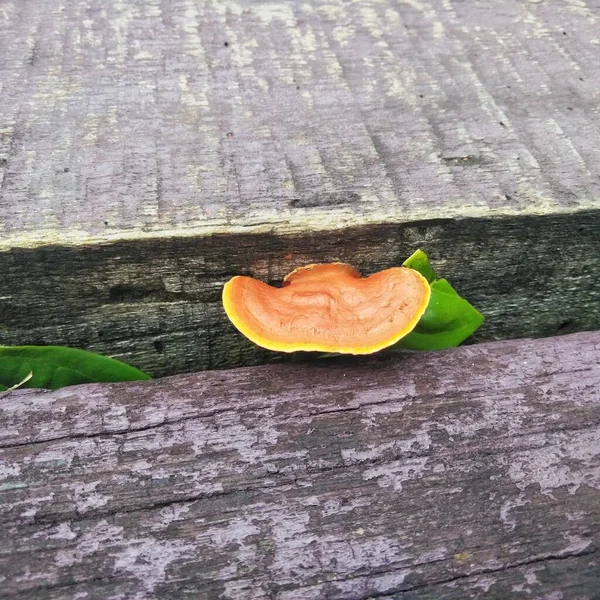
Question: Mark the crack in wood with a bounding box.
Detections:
[364,548,600,599]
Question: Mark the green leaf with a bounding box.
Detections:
[402,249,437,283]
[393,278,485,351]
[0,346,151,391]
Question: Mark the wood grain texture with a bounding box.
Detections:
[1,0,600,374]
[1,0,599,247]
[1,332,599,599]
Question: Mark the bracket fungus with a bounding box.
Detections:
[222,263,431,354]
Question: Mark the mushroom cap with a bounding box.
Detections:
[222,263,431,354]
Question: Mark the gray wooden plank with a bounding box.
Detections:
[1,0,599,374]
[1,332,599,599]
[1,0,599,247]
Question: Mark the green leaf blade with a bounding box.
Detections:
[394,278,485,351]
[0,346,151,391]
[402,249,437,283]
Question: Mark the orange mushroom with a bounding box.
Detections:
[222,262,431,354]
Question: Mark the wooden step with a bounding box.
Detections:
[1,0,599,375]
[1,332,599,598]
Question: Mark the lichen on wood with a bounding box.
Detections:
[1,332,599,598]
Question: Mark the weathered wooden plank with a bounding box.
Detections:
[2,213,599,376]
[1,0,600,246]
[1,0,600,374]
[1,332,599,599]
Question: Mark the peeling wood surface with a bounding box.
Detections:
[1,331,599,599]
[1,0,600,373]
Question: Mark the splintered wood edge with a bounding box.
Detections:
[0,203,595,252]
